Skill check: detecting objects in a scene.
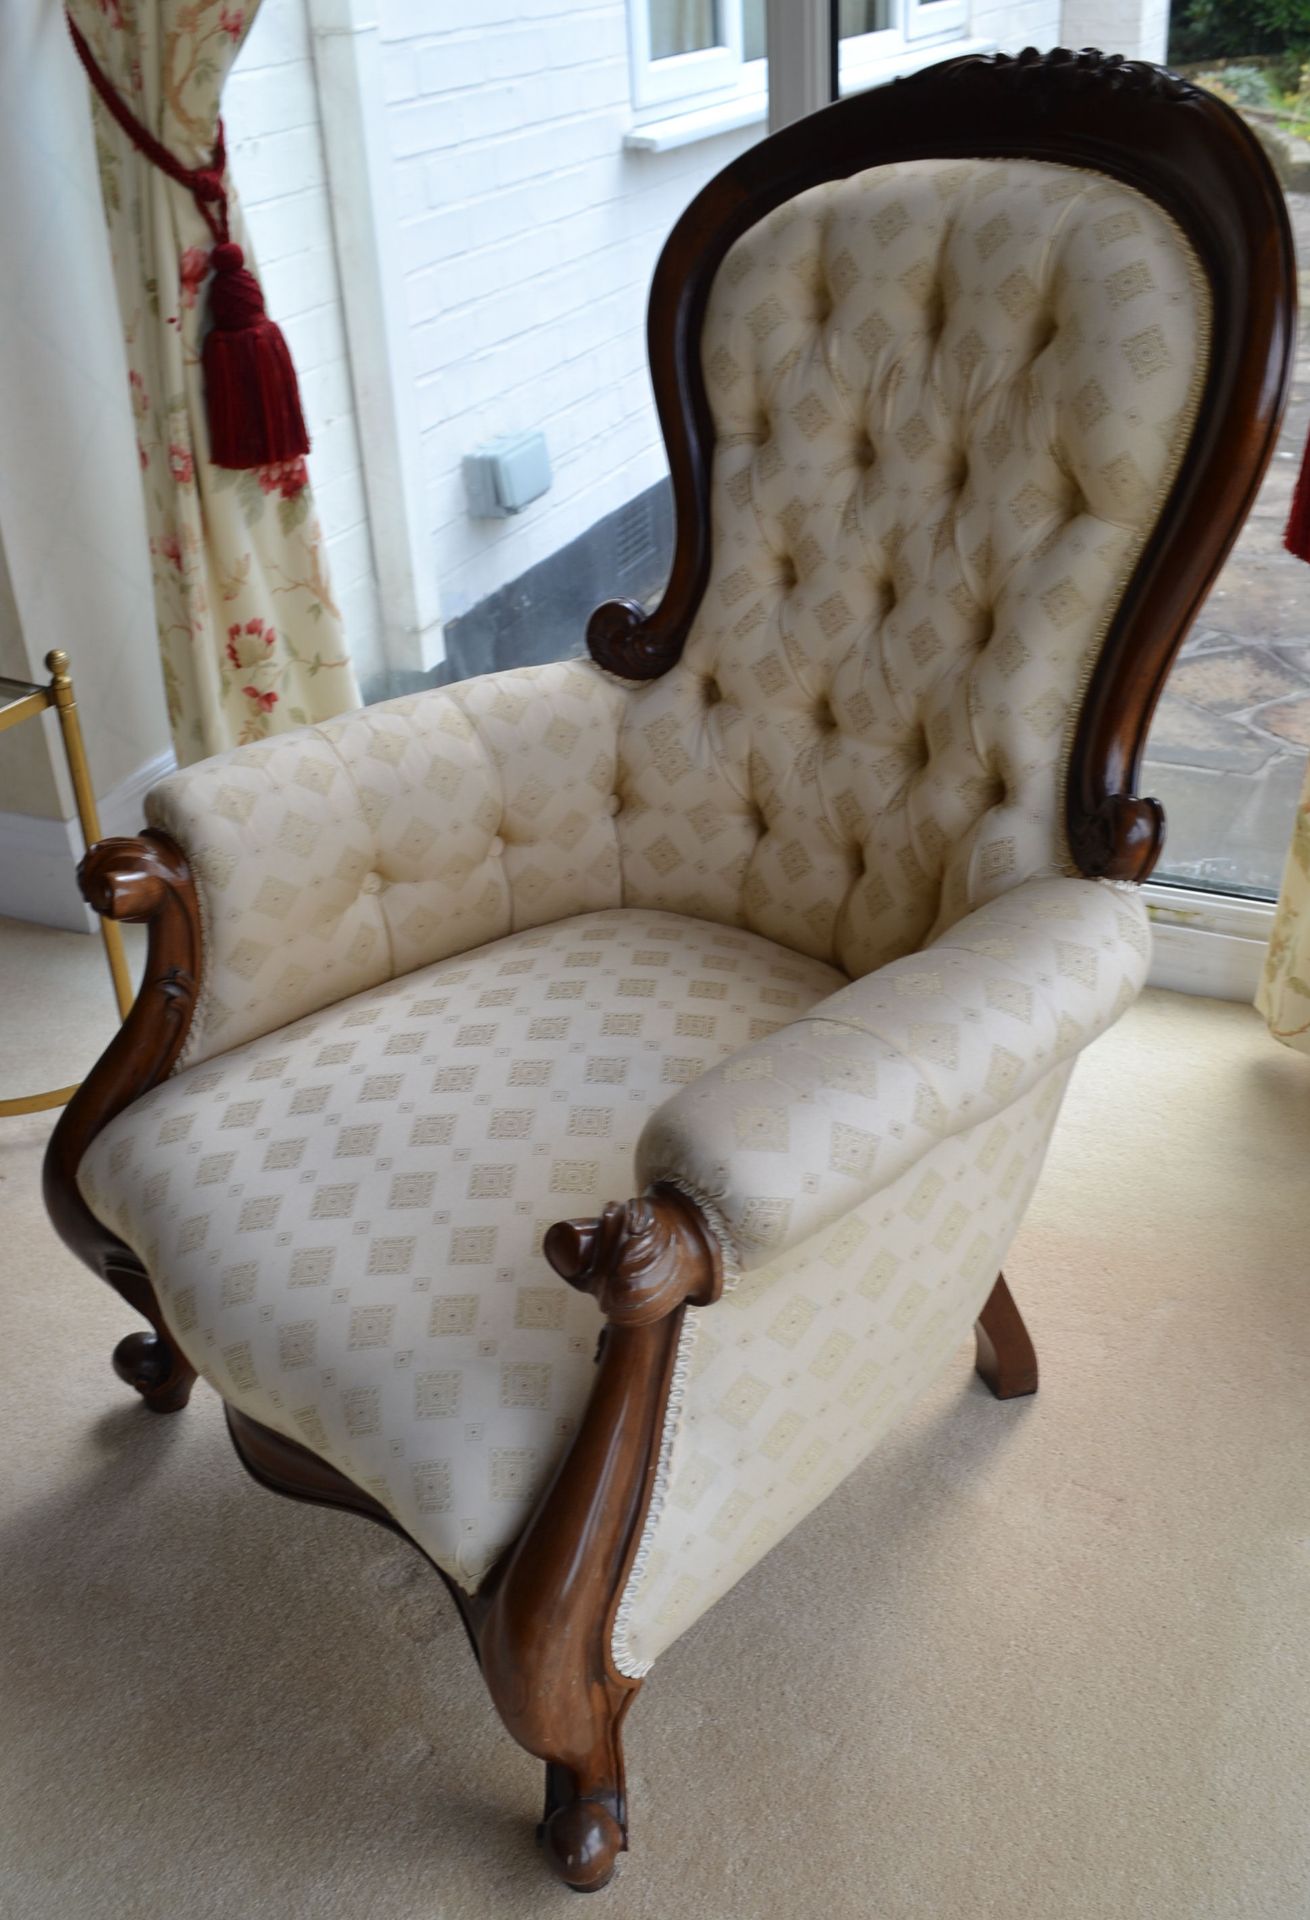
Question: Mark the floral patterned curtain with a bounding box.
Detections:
[66,0,359,765]
[1256,782,1310,1051]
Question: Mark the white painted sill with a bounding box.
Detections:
[1144,882,1273,1002]
[623,35,996,152]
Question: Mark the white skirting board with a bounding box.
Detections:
[0,748,175,933]
[1144,884,1273,1004]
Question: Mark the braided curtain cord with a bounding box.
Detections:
[65,10,309,470]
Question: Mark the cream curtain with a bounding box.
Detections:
[1256,783,1310,1049]
[66,0,359,766]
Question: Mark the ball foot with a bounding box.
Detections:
[540,1798,624,1893]
[112,1331,197,1413]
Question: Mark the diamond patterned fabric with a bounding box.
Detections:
[76,155,1211,1661]
[77,911,843,1586]
[635,874,1149,1262]
[150,161,1205,1076]
[621,1062,1073,1672]
[616,158,1207,969]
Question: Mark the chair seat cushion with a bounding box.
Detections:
[77,909,843,1587]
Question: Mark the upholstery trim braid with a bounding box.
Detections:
[610,1301,701,1679]
[619,1060,1075,1669]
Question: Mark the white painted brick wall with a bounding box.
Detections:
[375,0,1110,633]
[973,0,1064,51]
[224,0,387,693]
[1062,0,1169,63]
[377,1,760,626]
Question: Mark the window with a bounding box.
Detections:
[629,1,767,112]
[629,0,968,121]
[838,0,967,95]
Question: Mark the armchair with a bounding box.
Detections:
[45,49,1293,1892]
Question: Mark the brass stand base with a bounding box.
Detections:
[0,650,132,1117]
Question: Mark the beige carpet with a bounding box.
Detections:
[3,916,1310,1919]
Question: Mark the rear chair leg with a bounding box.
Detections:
[974,1272,1038,1400]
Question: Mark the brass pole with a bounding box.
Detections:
[45,649,134,1020]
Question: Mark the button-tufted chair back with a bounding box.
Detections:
[140,53,1293,1074]
[614,158,1208,977]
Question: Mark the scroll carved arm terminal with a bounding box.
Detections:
[544,1187,724,1327]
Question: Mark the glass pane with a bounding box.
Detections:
[1142,41,1310,898]
[651,0,719,60]
[839,0,893,35]
[743,0,766,62]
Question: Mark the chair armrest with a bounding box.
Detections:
[635,876,1150,1267]
[144,658,626,1068]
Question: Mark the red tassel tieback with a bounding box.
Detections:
[203,243,309,469]
[1285,432,1310,562]
[65,13,310,474]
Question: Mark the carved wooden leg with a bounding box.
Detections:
[535,1711,632,1893]
[479,1312,660,1891]
[111,1329,197,1413]
[479,1190,723,1892]
[105,1260,197,1413]
[40,834,205,1416]
[974,1272,1038,1400]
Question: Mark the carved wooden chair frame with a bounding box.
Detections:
[43,49,1293,1894]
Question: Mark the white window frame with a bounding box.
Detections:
[628,2,763,115]
[627,0,970,124]
[837,0,967,96]
[904,0,968,44]
[1144,881,1273,1002]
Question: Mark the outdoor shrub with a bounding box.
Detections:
[1171,0,1310,63]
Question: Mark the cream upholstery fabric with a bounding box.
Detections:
[147,661,627,1069]
[152,162,1205,1075]
[616,161,1206,971]
[619,1063,1073,1673]
[75,154,1212,1668]
[77,911,843,1587]
[637,876,1148,1264]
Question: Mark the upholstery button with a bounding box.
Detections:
[778,555,797,588]
[360,871,383,895]
[703,677,723,708]
[607,795,622,817]
[488,836,506,858]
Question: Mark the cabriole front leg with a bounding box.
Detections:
[478,1188,723,1891]
[42,833,203,1412]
